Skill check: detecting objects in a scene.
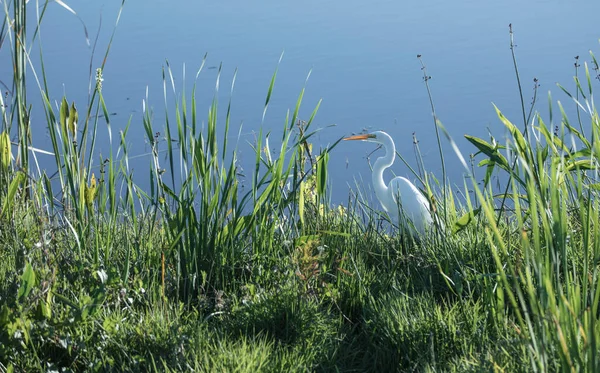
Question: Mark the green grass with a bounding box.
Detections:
[2,1,600,372]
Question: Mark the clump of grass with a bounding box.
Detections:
[224,283,342,368]
[363,292,524,371]
[452,46,600,371]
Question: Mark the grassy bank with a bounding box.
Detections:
[2,1,600,372]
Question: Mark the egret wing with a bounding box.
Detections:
[388,176,433,235]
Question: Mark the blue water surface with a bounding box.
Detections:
[2,0,600,205]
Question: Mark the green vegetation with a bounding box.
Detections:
[2,1,600,372]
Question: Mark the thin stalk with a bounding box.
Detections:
[509,23,528,132]
[417,55,447,224]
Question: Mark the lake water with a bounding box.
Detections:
[3,0,600,205]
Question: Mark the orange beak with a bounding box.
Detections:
[343,134,373,141]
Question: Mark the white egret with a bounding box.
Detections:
[344,131,433,236]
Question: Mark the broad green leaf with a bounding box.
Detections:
[17,262,36,302]
[494,105,528,156]
[535,116,570,154]
[295,235,319,247]
[53,292,79,310]
[541,145,549,164]
[87,288,106,319]
[557,100,591,148]
[566,159,596,171]
[79,294,92,320]
[452,207,481,234]
[0,171,26,219]
[0,131,12,170]
[464,135,496,158]
[38,290,53,320]
[67,101,78,139]
[59,97,69,133]
[316,151,329,198]
[0,304,9,326]
[465,135,510,169]
[85,173,98,209]
[103,316,119,335]
[299,180,305,226]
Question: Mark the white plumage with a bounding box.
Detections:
[344,131,433,235]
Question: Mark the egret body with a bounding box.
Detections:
[344,131,433,235]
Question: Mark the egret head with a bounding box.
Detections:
[343,131,390,145]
